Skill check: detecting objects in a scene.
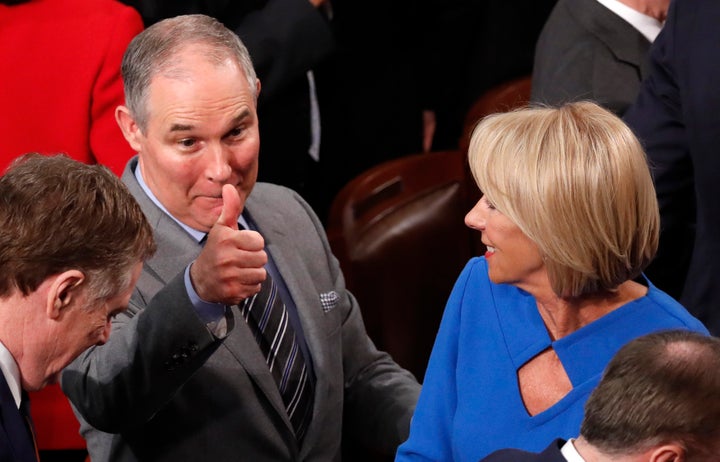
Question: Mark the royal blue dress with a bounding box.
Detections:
[395,257,708,462]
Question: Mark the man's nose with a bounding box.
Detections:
[206,143,233,182]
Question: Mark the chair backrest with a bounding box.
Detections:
[326,77,532,382]
[459,75,532,154]
[327,150,477,381]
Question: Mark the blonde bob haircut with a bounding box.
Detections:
[468,101,659,298]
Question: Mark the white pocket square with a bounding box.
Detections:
[319,291,339,313]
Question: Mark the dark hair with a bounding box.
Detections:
[0,154,156,299]
[581,330,720,459]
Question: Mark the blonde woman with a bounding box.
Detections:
[395,102,708,462]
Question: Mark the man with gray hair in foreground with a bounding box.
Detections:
[482,329,720,461]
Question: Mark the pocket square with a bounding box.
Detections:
[320,291,339,313]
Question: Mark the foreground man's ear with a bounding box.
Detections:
[47,270,86,319]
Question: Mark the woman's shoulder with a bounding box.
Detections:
[643,282,709,333]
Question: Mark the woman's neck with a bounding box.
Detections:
[533,280,648,341]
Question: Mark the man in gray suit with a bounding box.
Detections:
[61,14,420,461]
[531,0,668,115]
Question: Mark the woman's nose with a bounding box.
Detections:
[465,198,487,230]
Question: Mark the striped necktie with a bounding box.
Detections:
[242,273,313,441]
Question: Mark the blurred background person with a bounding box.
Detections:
[532,0,668,115]
[0,0,143,176]
[422,0,557,152]
[0,154,155,462]
[623,0,720,335]
[395,102,707,462]
[482,330,720,462]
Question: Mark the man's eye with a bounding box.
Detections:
[179,138,196,148]
[228,127,243,138]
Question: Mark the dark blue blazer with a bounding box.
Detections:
[0,374,38,462]
[624,0,720,335]
[480,439,566,462]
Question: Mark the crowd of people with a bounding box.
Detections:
[1,0,719,461]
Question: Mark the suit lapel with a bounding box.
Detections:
[245,193,329,383]
[221,306,292,431]
[123,158,201,283]
[245,190,331,454]
[571,0,651,71]
[0,375,36,461]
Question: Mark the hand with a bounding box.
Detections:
[308,0,326,7]
[190,184,267,305]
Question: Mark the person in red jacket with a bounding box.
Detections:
[0,0,143,176]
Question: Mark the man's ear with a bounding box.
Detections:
[116,105,144,153]
[649,443,685,462]
[255,79,261,103]
[47,270,86,320]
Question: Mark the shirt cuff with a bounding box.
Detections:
[184,264,227,330]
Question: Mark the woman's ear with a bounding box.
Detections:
[46,270,86,319]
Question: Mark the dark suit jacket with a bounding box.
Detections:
[481,439,567,462]
[532,0,651,115]
[62,157,419,461]
[0,375,37,462]
[624,0,720,335]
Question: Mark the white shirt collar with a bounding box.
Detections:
[0,340,22,409]
[561,438,587,462]
[595,0,664,42]
[134,162,249,240]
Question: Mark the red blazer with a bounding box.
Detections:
[0,0,143,176]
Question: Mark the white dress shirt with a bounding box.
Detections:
[561,438,587,462]
[0,340,22,409]
[595,0,664,42]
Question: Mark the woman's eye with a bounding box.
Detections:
[482,196,496,210]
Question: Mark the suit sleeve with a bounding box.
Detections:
[623,1,694,299]
[89,4,143,176]
[61,273,229,433]
[531,39,598,107]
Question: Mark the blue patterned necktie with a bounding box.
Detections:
[242,272,314,441]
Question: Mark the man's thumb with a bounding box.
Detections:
[216,184,241,230]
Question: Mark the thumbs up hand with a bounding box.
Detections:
[190,184,267,305]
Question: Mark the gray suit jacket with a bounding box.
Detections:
[62,157,420,461]
[531,0,651,115]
